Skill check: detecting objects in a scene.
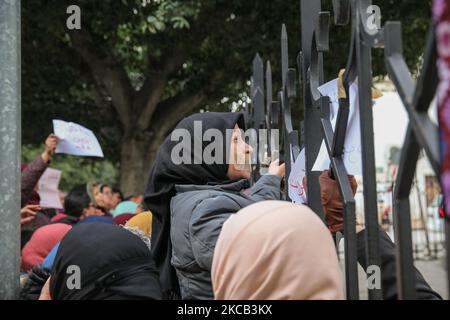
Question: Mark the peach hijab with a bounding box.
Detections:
[211,200,343,300]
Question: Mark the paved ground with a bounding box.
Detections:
[339,258,448,299]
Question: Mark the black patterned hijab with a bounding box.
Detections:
[144,112,245,299]
[50,223,161,300]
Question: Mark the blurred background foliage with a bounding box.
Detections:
[22,145,118,193]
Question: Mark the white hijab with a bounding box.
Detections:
[212,200,344,300]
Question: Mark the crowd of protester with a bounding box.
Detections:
[17,112,442,300]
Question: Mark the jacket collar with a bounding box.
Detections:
[174,179,250,194]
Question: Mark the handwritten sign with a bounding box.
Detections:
[312,78,363,175]
[53,120,104,157]
[288,148,307,204]
[38,168,63,209]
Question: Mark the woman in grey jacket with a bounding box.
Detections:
[144,112,285,299]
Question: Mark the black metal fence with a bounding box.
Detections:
[244,0,450,300]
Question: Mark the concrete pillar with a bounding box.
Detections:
[0,0,21,299]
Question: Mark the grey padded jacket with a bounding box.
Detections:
[170,174,283,299]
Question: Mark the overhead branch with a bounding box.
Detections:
[69,29,133,130]
[134,47,187,131]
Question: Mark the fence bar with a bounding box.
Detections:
[248,0,448,301]
[354,0,383,300]
[251,54,265,181]
[300,0,324,219]
[320,96,360,299]
[279,26,300,200]
[384,23,440,174]
[383,16,443,299]
[0,0,21,300]
[392,125,419,299]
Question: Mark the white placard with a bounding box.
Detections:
[312,78,363,175]
[38,168,63,209]
[288,148,307,204]
[53,120,104,157]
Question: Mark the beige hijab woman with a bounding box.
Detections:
[211,200,344,300]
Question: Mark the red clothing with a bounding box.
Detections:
[113,213,135,226]
[21,223,72,272]
[51,213,68,223]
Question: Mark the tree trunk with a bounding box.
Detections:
[119,130,170,197]
[69,30,209,196]
[120,136,150,197]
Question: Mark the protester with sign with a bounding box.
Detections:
[21,134,59,207]
[53,120,104,158]
[20,133,59,248]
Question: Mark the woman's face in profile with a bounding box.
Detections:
[93,185,107,209]
[227,125,253,180]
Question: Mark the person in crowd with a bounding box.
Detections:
[144,112,285,299]
[21,223,72,272]
[125,194,145,204]
[111,187,123,209]
[51,183,104,225]
[20,134,59,248]
[20,204,40,225]
[318,170,442,300]
[88,182,111,215]
[21,134,58,207]
[39,223,161,300]
[78,215,114,224]
[113,213,136,226]
[99,184,114,211]
[21,183,103,272]
[112,200,143,225]
[20,215,115,300]
[20,263,52,300]
[124,211,152,237]
[122,211,153,250]
[112,200,140,217]
[58,191,66,211]
[37,213,149,276]
[212,200,343,299]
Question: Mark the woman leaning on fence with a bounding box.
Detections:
[144,112,285,299]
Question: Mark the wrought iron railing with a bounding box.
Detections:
[244,0,450,300]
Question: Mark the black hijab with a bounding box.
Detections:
[50,223,161,300]
[144,112,245,299]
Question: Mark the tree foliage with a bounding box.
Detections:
[22,145,118,192]
[22,0,432,192]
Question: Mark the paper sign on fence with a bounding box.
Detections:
[38,168,63,209]
[312,78,363,175]
[53,120,104,157]
[288,148,307,204]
